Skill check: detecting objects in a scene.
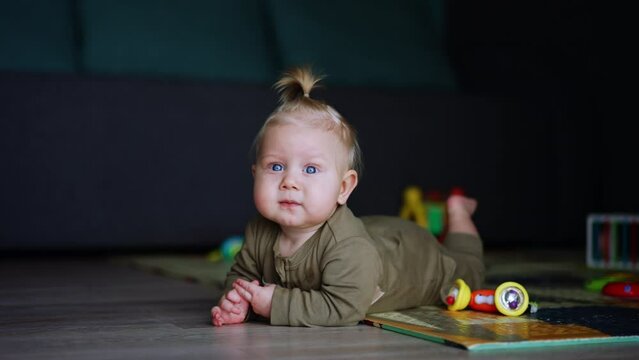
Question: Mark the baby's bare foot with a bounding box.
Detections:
[447,194,478,218]
[446,195,479,236]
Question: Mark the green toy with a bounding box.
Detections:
[400,186,465,240]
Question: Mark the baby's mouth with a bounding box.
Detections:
[279,200,301,207]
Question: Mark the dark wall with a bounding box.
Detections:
[444,1,637,245]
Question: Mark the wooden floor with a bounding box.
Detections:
[2,256,639,359]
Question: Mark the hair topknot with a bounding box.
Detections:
[274,66,323,106]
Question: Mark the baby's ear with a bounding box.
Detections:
[251,164,256,177]
[337,170,358,205]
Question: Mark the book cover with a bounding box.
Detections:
[365,304,639,351]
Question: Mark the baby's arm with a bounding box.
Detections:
[253,237,380,326]
[232,237,380,327]
[212,220,265,326]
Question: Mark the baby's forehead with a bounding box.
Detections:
[262,123,349,161]
[270,124,341,148]
[267,117,341,142]
[275,110,339,129]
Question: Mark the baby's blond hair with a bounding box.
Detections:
[253,66,363,177]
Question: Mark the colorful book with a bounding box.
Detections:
[365,303,639,351]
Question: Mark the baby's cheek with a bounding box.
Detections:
[253,188,272,214]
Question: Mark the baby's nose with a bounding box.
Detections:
[280,173,300,190]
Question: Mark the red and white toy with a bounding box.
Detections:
[442,278,530,316]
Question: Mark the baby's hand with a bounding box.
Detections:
[210,285,253,327]
[233,278,275,319]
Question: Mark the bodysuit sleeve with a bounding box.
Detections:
[269,236,382,327]
[221,219,266,296]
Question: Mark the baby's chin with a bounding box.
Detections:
[271,215,324,231]
[273,217,307,228]
[258,211,299,226]
[258,206,336,229]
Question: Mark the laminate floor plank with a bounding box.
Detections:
[2,257,638,359]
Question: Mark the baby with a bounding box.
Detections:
[211,67,484,327]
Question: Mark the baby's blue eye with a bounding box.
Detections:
[304,166,317,174]
[271,164,283,171]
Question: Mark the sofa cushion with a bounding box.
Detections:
[269,0,456,89]
[0,0,76,73]
[80,0,276,83]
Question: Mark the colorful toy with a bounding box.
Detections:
[585,272,639,292]
[443,278,471,311]
[399,186,427,228]
[423,191,446,237]
[207,235,244,262]
[587,214,639,270]
[442,278,530,316]
[602,281,639,299]
[399,186,465,241]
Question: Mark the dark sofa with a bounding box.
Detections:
[2,71,622,251]
[1,1,634,251]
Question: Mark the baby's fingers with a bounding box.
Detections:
[225,289,242,303]
[220,298,243,315]
[233,282,253,302]
[211,307,224,326]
